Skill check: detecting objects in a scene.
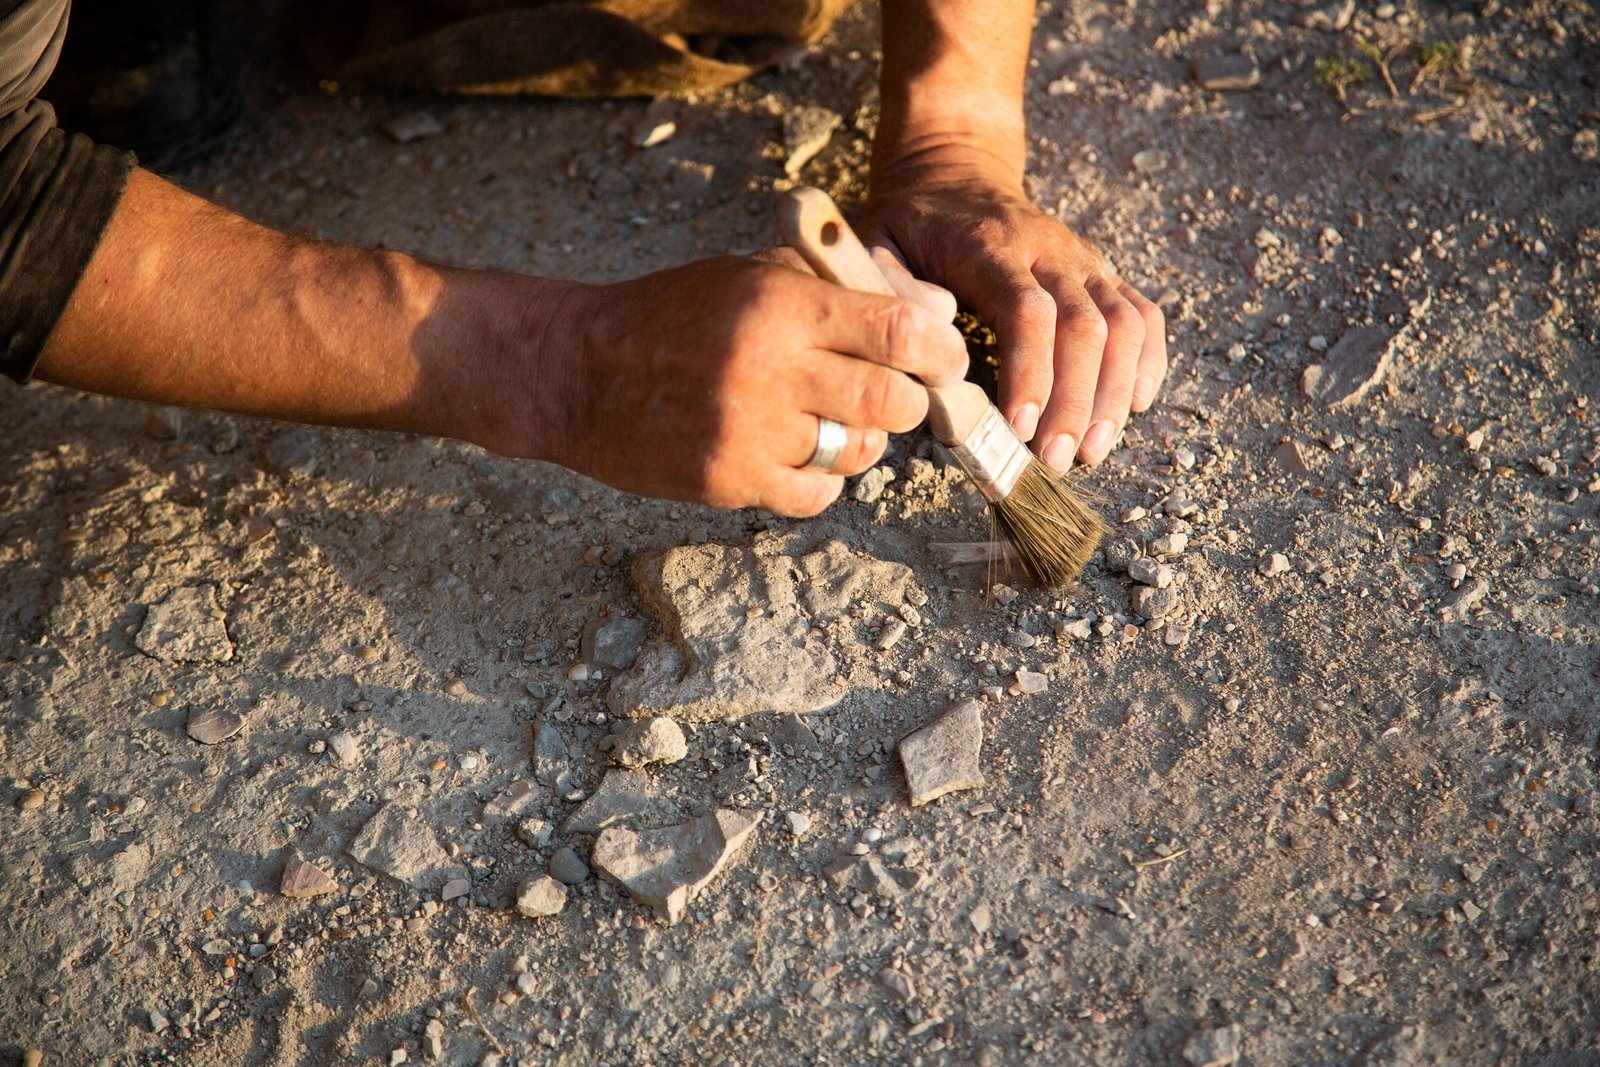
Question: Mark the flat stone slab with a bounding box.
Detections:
[822,853,926,899]
[482,779,542,821]
[347,804,460,891]
[186,705,246,745]
[1301,327,1396,408]
[279,855,339,898]
[135,585,233,664]
[610,533,919,722]
[563,769,675,834]
[899,699,985,807]
[591,809,760,924]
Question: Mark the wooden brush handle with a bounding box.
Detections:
[778,187,994,448]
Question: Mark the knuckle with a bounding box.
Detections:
[1061,302,1109,343]
[1009,286,1058,331]
[1102,299,1144,338]
[853,369,901,428]
[878,302,919,363]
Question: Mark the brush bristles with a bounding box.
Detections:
[990,460,1107,586]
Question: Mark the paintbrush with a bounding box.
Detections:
[779,187,1106,586]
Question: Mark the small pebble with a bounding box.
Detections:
[17,788,45,811]
[1013,670,1048,695]
[1259,553,1291,577]
[548,847,591,885]
[1128,557,1175,588]
[785,811,812,837]
[329,732,359,764]
[1150,533,1189,556]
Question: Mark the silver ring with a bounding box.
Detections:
[806,417,848,471]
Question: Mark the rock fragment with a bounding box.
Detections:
[591,809,760,923]
[1128,558,1174,588]
[877,966,916,1002]
[1133,586,1181,620]
[610,717,688,770]
[279,855,339,899]
[515,875,567,917]
[483,779,542,821]
[1012,669,1048,695]
[533,716,569,788]
[783,106,842,176]
[876,618,909,650]
[823,853,926,899]
[1259,553,1291,577]
[769,713,824,757]
[852,466,894,504]
[1150,532,1189,556]
[1190,53,1259,91]
[1440,577,1488,621]
[516,818,553,849]
[611,535,919,721]
[186,705,246,745]
[135,584,233,664]
[16,788,44,811]
[563,769,674,833]
[441,877,470,902]
[1183,1023,1243,1067]
[382,111,443,143]
[1301,327,1396,408]
[581,614,649,673]
[329,731,359,764]
[347,804,460,891]
[548,846,591,885]
[898,699,985,807]
[1273,440,1312,477]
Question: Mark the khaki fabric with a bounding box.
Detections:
[316,0,856,98]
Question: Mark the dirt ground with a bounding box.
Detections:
[4,1,1599,1064]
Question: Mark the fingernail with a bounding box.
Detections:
[1081,419,1117,464]
[1011,403,1041,442]
[1041,434,1076,473]
[1133,374,1157,410]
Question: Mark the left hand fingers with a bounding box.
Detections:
[1120,281,1168,414]
[868,244,959,320]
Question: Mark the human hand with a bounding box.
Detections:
[533,256,968,516]
[863,153,1168,472]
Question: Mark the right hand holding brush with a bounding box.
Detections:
[536,255,969,517]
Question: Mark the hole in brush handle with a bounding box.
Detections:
[821,221,839,247]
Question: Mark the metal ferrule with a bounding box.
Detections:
[950,404,1030,502]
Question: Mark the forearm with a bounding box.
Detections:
[36,169,575,460]
[874,0,1034,187]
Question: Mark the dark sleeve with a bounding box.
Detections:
[0,0,135,384]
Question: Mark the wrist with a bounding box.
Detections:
[397,253,588,466]
[869,137,1028,211]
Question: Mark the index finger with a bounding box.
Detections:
[804,281,969,388]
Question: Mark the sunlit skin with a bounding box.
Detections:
[38,1,1166,514]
